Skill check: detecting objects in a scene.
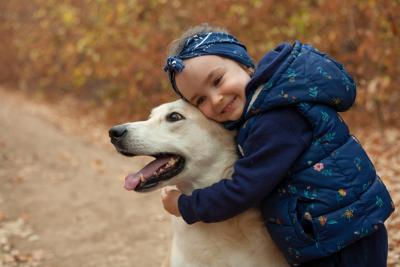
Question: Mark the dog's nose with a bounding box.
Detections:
[109,125,127,141]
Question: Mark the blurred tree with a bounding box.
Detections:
[0,0,399,124]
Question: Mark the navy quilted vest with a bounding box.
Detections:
[236,42,394,265]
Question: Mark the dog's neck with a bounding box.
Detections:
[177,150,237,195]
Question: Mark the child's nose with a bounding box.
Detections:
[210,93,223,106]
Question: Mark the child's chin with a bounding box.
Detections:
[230,108,243,121]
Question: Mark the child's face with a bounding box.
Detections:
[175,55,251,122]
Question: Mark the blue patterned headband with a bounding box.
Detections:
[164,32,254,99]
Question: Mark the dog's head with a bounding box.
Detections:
[109,100,237,193]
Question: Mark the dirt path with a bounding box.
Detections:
[0,89,170,267]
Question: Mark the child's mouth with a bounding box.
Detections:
[221,97,236,114]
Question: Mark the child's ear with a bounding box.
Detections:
[247,67,255,77]
[239,64,254,77]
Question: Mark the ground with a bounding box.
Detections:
[0,89,171,267]
[0,88,398,267]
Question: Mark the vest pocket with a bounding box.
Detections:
[293,197,316,243]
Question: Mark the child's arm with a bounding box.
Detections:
[162,108,312,224]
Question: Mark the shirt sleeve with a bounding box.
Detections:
[178,108,312,224]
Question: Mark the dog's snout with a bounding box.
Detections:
[109,125,128,142]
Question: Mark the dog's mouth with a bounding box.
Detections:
[124,153,185,192]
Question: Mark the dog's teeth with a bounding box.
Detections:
[139,173,145,182]
[152,157,179,177]
[155,167,164,175]
[166,158,178,168]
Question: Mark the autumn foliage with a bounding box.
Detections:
[0,0,399,124]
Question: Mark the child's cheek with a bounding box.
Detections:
[201,106,213,120]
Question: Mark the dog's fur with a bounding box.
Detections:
[111,100,288,267]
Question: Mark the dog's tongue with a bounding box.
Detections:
[124,156,172,190]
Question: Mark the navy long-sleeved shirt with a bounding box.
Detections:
[178,107,313,224]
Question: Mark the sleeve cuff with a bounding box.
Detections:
[178,194,199,224]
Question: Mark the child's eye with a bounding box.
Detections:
[213,75,223,87]
[196,96,206,106]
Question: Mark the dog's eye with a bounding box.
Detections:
[166,112,185,122]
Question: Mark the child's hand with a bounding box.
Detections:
[161,186,182,217]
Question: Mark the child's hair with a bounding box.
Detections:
[167,23,229,58]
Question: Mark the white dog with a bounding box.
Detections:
[109,100,288,267]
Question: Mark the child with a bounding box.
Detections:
[161,24,394,267]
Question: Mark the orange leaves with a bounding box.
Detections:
[60,5,79,26]
[0,0,398,124]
